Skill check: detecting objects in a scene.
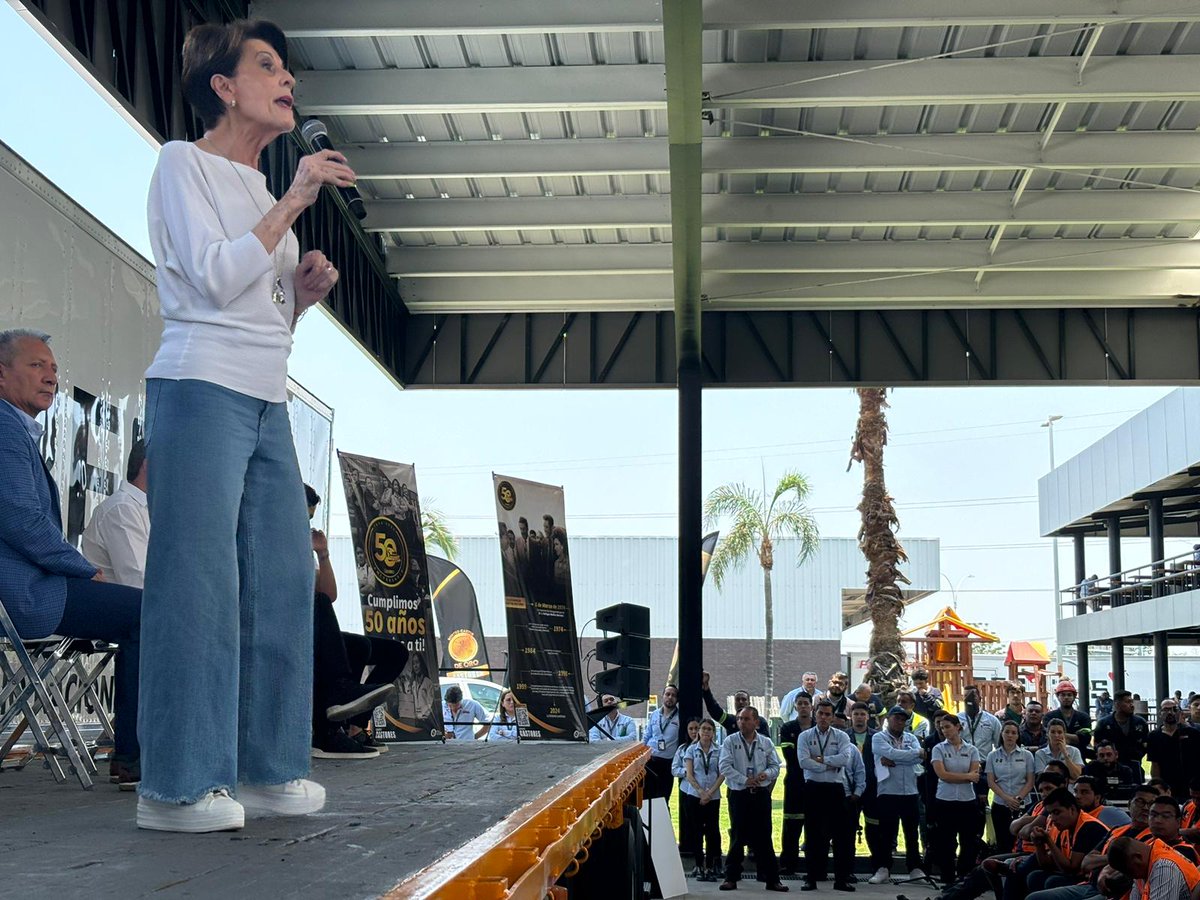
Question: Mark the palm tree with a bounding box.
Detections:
[704,472,820,707]
[421,501,459,561]
[848,388,909,705]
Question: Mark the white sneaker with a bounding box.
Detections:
[868,868,891,885]
[908,868,928,881]
[238,779,326,817]
[137,790,245,833]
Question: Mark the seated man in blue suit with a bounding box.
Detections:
[0,328,141,786]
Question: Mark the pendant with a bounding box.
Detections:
[272,277,286,304]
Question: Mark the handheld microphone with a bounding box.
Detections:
[299,118,366,220]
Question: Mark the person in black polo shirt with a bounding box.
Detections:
[1093,691,1150,775]
[1021,701,1050,751]
[1147,700,1200,801]
[1083,741,1140,801]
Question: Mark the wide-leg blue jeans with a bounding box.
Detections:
[138,378,314,803]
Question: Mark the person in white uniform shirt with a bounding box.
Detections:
[485,689,520,743]
[588,694,638,742]
[81,440,149,589]
[1034,720,1085,778]
[442,684,488,741]
[643,684,682,803]
[798,699,855,892]
[870,705,928,884]
[717,707,788,893]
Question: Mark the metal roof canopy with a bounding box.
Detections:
[260,0,1200,388]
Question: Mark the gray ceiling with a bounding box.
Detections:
[253,0,1200,315]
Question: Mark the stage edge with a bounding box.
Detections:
[384,744,649,900]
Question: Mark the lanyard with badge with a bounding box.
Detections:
[657,708,678,752]
[742,736,758,781]
[816,727,831,759]
[699,746,716,777]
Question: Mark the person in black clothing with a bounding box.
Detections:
[1082,740,1140,802]
[846,702,882,869]
[1044,681,1093,753]
[779,694,814,876]
[1092,691,1150,775]
[1020,701,1049,750]
[702,672,769,737]
[1146,699,1200,800]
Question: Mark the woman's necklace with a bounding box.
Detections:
[203,136,288,305]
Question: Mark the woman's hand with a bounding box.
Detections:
[295,250,338,312]
[287,149,357,210]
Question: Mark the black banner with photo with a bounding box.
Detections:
[338,452,444,742]
[493,474,587,741]
[428,555,491,676]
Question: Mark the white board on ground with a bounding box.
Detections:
[639,796,687,898]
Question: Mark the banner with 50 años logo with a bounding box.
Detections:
[338,452,444,742]
[493,474,588,742]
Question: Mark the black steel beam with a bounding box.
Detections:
[401,307,1200,388]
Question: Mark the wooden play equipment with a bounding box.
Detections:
[902,606,998,708]
[1004,640,1059,707]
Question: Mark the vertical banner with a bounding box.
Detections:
[665,531,721,689]
[494,475,587,741]
[428,555,491,677]
[338,452,444,742]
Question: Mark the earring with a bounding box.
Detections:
[230,99,237,108]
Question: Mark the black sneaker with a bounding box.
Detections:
[352,730,389,754]
[311,730,380,759]
[325,682,396,723]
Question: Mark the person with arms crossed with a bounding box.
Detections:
[870,705,928,884]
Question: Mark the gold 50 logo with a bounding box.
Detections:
[497,480,517,511]
[366,516,409,588]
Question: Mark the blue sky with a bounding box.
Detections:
[1,3,1186,648]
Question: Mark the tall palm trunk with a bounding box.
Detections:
[850,388,909,704]
[760,535,775,709]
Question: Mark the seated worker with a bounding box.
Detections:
[443,684,488,741]
[306,485,401,758]
[1083,742,1140,803]
[1022,787,1111,897]
[0,329,141,787]
[81,439,149,589]
[1106,835,1200,900]
[1146,797,1200,865]
[588,694,638,741]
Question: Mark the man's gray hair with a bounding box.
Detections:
[0,328,52,366]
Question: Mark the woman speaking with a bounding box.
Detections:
[136,19,355,833]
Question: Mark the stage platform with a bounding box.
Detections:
[0,741,636,899]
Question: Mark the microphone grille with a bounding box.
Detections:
[300,118,329,143]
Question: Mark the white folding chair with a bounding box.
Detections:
[0,598,97,789]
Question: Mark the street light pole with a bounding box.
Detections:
[941,572,975,610]
[1042,415,1064,621]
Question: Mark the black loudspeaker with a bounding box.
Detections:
[595,603,650,637]
[594,603,651,703]
[596,634,651,669]
[594,666,651,703]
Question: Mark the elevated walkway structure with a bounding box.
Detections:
[1039,388,1200,706]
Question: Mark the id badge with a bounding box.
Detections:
[658,739,666,751]
[746,767,755,778]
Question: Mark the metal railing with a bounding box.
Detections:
[1060,549,1200,615]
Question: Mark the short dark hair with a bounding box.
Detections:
[814,699,834,713]
[1096,740,1116,752]
[850,701,869,713]
[913,669,929,680]
[1036,771,1067,789]
[1044,787,1079,810]
[1074,775,1103,797]
[1113,690,1132,701]
[444,684,463,704]
[182,19,289,130]
[1133,784,1160,800]
[1147,778,1171,795]
[126,439,147,482]
[1107,836,1143,877]
[304,483,321,508]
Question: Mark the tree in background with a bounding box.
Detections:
[422,502,459,560]
[705,472,820,706]
[848,388,909,706]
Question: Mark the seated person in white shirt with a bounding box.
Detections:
[82,440,149,588]
[443,683,489,741]
[588,694,638,742]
